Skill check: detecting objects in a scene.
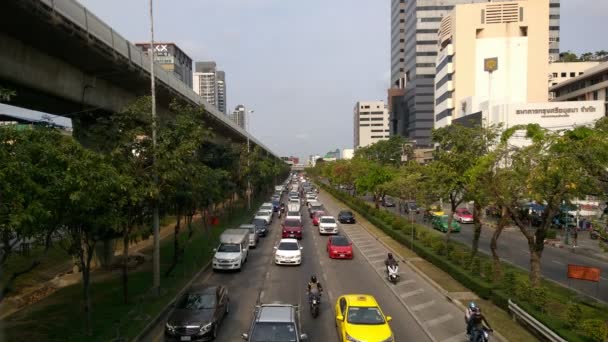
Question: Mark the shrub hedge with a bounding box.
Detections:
[319,181,608,342]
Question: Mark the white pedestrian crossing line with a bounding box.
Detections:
[400,288,424,298]
[424,313,454,327]
[411,300,436,312]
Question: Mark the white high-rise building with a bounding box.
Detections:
[193,61,227,114]
[229,105,246,129]
[354,101,390,149]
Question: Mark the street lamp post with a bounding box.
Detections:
[148,0,160,296]
[246,110,254,210]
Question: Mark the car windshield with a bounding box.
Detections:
[340,211,353,216]
[256,211,268,216]
[290,199,299,203]
[312,205,322,210]
[253,219,267,226]
[459,210,471,215]
[176,293,216,310]
[261,205,273,211]
[250,322,297,342]
[284,220,301,227]
[321,218,335,224]
[287,211,299,217]
[346,307,385,325]
[218,243,240,252]
[331,237,349,246]
[278,242,299,250]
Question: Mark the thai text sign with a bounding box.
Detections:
[567,264,600,282]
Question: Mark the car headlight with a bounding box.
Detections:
[345,332,364,342]
[165,322,175,332]
[200,322,213,333]
[380,334,394,342]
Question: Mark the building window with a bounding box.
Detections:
[421,17,442,22]
[550,3,560,7]
[579,72,584,75]
[371,118,384,121]
[570,72,576,77]
[371,111,384,114]
[371,135,384,138]
[417,6,454,11]
[593,91,599,100]
[418,40,438,45]
[360,118,370,121]
[360,124,370,127]
[549,26,560,31]
[371,129,383,132]
[416,63,436,67]
[561,72,567,77]
[416,29,439,34]
[550,14,560,19]
[552,73,558,77]
[552,83,557,86]
[371,124,383,126]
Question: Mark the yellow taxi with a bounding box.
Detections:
[334,294,394,342]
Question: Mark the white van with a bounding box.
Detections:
[239,224,260,248]
[288,201,301,213]
[213,229,249,271]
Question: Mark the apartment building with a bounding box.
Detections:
[354,101,390,149]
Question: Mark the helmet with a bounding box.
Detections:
[474,307,481,315]
[388,253,393,259]
[468,302,477,310]
[311,275,317,283]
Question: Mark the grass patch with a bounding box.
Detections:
[2,201,260,342]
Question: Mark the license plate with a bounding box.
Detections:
[340,254,345,257]
[181,336,191,341]
[289,234,295,237]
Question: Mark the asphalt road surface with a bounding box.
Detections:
[139,192,435,342]
[370,196,608,303]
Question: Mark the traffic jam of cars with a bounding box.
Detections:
[163,173,401,342]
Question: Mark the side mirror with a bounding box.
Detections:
[241,333,249,340]
[336,314,344,321]
[213,248,217,252]
[273,246,278,249]
[350,242,353,245]
[386,316,392,322]
[300,333,308,340]
[242,249,247,252]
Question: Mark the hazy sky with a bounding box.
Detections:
[78,0,607,160]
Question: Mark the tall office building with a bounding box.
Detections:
[229,105,246,129]
[549,0,560,62]
[216,71,227,115]
[389,0,560,146]
[354,101,390,149]
[135,42,193,88]
[193,61,227,114]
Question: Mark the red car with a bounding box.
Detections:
[282,218,303,239]
[454,208,474,224]
[326,235,353,259]
[312,210,326,226]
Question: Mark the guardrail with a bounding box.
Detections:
[508,299,566,342]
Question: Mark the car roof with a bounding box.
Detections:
[257,305,296,323]
[339,210,353,213]
[240,224,255,228]
[261,203,273,206]
[343,294,379,308]
[331,235,348,242]
[188,284,219,294]
[320,216,335,219]
[279,238,298,243]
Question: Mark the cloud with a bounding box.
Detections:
[295,132,309,140]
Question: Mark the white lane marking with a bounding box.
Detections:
[367,252,388,259]
[395,279,416,286]
[441,333,466,342]
[601,277,608,281]
[424,313,454,328]
[521,249,529,254]
[400,288,424,299]
[411,300,436,312]
[260,290,265,301]
[552,260,565,265]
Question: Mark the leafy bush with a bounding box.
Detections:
[581,319,608,342]
[545,229,557,239]
[515,279,532,302]
[502,271,517,296]
[470,257,481,276]
[531,286,548,312]
[431,240,447,255]
[482,261,493,282]
[565,302,582,329]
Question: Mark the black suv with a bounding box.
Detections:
[242,304,308,341]
[338,210,356,224]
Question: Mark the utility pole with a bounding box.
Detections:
[149,0,160,296]
[246,110,254,210]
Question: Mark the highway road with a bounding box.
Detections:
[139,190,444,341]
[369,196,608,302]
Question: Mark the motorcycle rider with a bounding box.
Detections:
[467,307,493,340]
[464,302,477,335]
[307,275,323,303]
[384,253,398,269]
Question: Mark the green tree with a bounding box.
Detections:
[0,86,15,102]
[353,160,395,208]
[559,51,579,62]
[354,135,411,166]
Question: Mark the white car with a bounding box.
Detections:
[274,238,303,265]
[255,210,273,224]
[305,193,317,204]
[286,211,301,221]
[318,216,339,235]
[260,203,274,212]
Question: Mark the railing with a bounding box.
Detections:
[508,299,567,342]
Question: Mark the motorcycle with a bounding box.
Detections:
[308,288,321,318]
[387,264,400,283]
[279,205,285,218]
[468,326,492,342]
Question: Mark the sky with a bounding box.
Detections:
[78,0,607,161]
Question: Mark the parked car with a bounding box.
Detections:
[165,285,229,341]
[382,196,395,207]
[274,238,303,266]
[252,218,268,237]
[404,201,419,214]
[242,303,308,341]
[212,229,249,271]
[454,208,474,224]
[338,210,355,224]
[260,203,274,213]
[255,210,273,225]
[327,235,353,259]
[282,219,303,240]
[271,199,281,212]
[319,216,339,235]
[431,215,461,233]
[334,294,393,342]
[312,210,326,226]
[239,224,260,248]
